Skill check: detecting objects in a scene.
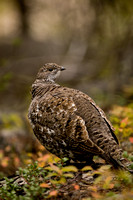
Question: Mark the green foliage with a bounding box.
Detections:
[0,113,24,129]
[0,58,8,67]
[1,160,133,200]
[110,104,133,141]
[0,73,12,92]
[12,38,22,47]
[0,160,80,199]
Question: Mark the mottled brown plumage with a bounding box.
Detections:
[28,63,132,171]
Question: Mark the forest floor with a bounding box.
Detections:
[0,104,133,200]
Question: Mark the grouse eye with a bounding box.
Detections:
[48,68,53,71]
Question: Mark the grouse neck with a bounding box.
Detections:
[35,78,55,84]
[31,79,59,99]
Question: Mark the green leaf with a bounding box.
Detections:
[123,151,129,158]
[61,157,69,163]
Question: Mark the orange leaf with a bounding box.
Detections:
[49,163,61,174]
[40,183,50,188]
[38,154,50,162]
[49,190,58,196]
[14,157,20,167]
[109,183,114,189]
[5,145,11,152]
[38,161,45,168]
[121,117,128,124]
[39,145,45,150]
[91,192,101,198]
[120,117,128,128]
[74,184,80,190]
[129,137,133,143]
[1,157,9,167]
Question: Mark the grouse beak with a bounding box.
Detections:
[60,66,66,71]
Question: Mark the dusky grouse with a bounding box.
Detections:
[28,63,132,172]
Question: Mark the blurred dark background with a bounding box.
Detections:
[0,0,133,176]
[1,0,133,111]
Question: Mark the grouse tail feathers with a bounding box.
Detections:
[102,154,133,174]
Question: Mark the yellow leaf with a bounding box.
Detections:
[61,166,78,172]
[24,159,32,165]
[53,157,60,163]
[94,175,102,185]
[88,186,97,192]
[103,176,113,189]
[81,166,93,171]
[45,166,54,171]
[98,165,111,172]
[46,172,58,178]
[63,173,74,178]
[27,153,33,157]
[51,177,66,185]
[0,150,4,159]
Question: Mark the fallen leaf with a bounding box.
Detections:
[40,183,50,188]
[120,117,128,128]
[38,161,45,168]
[1,157,9,167]
[5,145,11,152]
[109,183,114,189]
[38,145,45,150]
[51,163,62,174]
[49,190,58,196]
[38,154,50,162]
[14,156,20,167]
[129,137,133,143]
[62,166,78,172]
[0,150,4,159]
[88,186,97,192]
[91,192,101,198]
[121,117,128,124]
[81,166,93,171]
[74,184,80,190]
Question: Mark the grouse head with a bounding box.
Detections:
[36,63,65,83]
